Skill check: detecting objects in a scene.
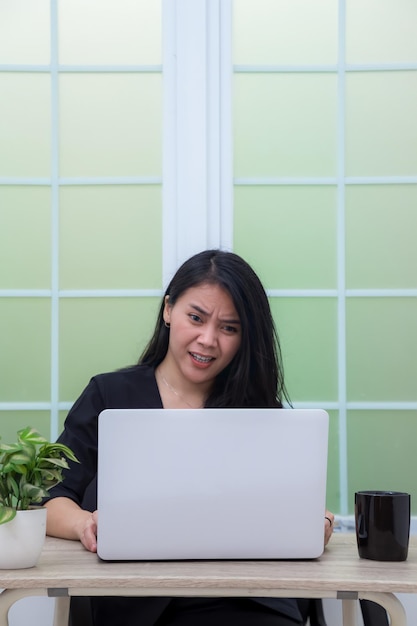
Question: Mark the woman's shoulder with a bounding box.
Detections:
[93,363,154,385]
[89,364,160,408]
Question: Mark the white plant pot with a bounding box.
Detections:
[0,507,47,569]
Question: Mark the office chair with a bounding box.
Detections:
[297,598,389,626]
[297,599,327,625]
[68,598,93,626]
[68,597,390,626]
[360,599,390,626]
[69,597,327,626]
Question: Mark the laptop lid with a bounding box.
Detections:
[97,408,329,561]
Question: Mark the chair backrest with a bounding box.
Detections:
[66,586,389,625]
[298,598,390,626]
[360,599,389,626]
[68,598,93,626]
[298,599,327,625]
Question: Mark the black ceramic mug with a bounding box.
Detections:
[355,490,410,561]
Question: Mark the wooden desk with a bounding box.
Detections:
[0,533,415,626]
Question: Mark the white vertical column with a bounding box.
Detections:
[50,0,60,441]
[337,0,348,515]
[218,0,233,252]
[162,0,233,287]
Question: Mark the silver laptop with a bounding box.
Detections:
[97,408,329,561]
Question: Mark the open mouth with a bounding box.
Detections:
[189,352,214,364]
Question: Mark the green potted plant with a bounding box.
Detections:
[0,426,78,569]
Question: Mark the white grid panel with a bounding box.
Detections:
[1,0,416,516]
[0,0,233,437]
[232,0,417,514]
[0,0,163,441]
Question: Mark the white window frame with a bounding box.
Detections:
[162,0,233,286]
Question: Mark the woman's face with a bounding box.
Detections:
[162,282,242,389]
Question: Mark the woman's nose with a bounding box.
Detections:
[197,325,217,347]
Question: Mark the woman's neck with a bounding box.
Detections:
[155,362,208,410]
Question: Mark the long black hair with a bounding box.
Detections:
[140,250,290,408]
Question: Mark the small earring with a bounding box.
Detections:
[164,321,170,328]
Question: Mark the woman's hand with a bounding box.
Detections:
[324,509,335,545]
[76,510,98,552]
[45,497,98,552]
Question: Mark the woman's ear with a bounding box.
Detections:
[163,295,171,325]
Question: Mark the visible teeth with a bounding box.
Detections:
[191,353,212,363]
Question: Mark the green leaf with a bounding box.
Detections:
[21,483,49,501]
[6,474,20,500]
[42,443,79,463]
[36,468,63,483]
[0,442,22,454]
[38,457,70,469]
[0,506,16,526]
[0,425,79,511]
[3,461,27,475]
[17,427,48,446]
[4,450,32,466]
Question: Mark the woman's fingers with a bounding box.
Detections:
[79,511,98,552]
[324,510,335,545]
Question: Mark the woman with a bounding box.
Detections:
[45,249,334,626]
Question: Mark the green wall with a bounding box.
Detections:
[1,0,416,516]
[0,1,163,442]
[233,0,417,514]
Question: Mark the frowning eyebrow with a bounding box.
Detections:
[189,303,240,325]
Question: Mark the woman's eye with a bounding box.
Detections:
[223,325,238,334]
[189,313,202,323]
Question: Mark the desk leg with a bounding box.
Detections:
[53,596,70,626]
[342,599,359,626]
[359,592,407,626]
[0,589,47,626]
